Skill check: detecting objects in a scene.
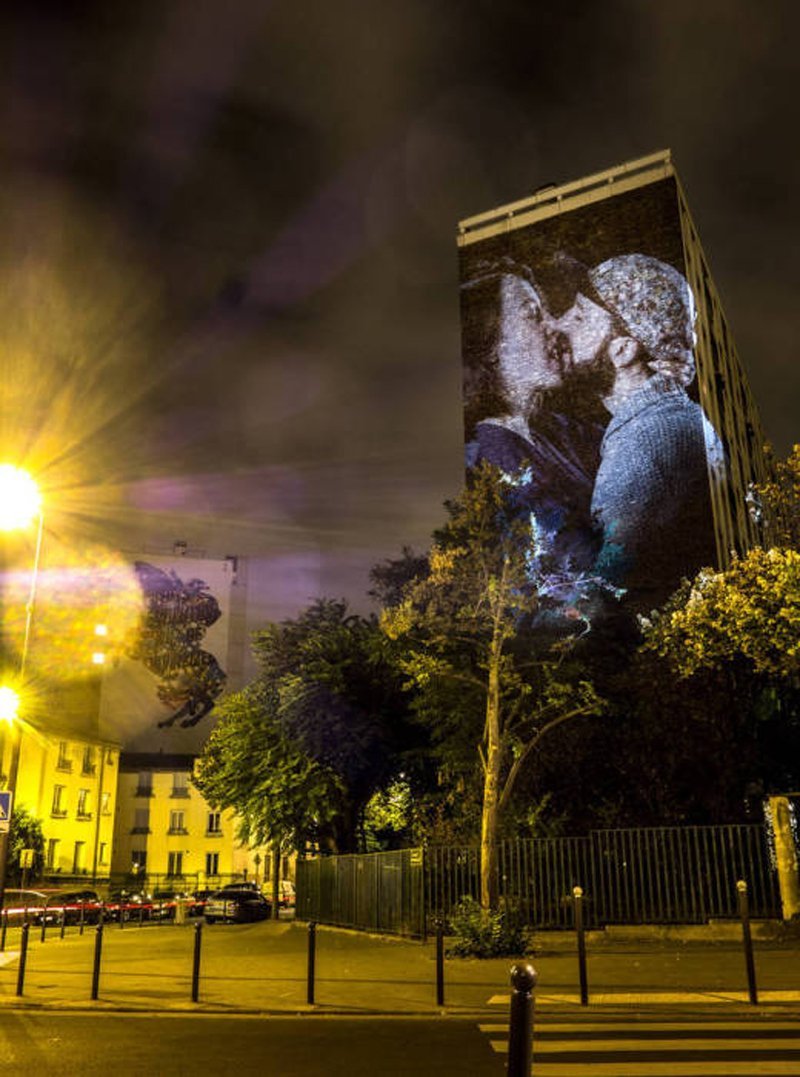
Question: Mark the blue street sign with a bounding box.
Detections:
[0,790,12,833]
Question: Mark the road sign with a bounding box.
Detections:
[20,849,34,868]
[0,790,12,833]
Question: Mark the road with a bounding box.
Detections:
[0,1013,505,1076]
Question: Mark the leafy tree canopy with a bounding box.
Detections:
[195,599,420,853]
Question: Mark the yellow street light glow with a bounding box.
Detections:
[94,624,108,636]
[91,652,106,665]
[0,465,42,531]
[0,686,20,724]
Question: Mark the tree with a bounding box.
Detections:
[9,806,44,883]
[380,463,603,909]
[643,547,800,679]
[195,599,419,854]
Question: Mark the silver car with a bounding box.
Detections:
[204,888,272,923]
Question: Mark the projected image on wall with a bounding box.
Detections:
[460,178,726,615]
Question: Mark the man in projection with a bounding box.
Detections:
[552,253,725,612]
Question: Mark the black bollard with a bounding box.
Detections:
[573,886,589,1006]
[16,923,30,997]
[1,908,8,952]
[91,922,104,1000]
[507,963,537,1077]
[307,921,317,1005]
[79,902,86,936]
[435,920,445,1007]
[737,880,758,1005]
[40,911,48,943]
[60,910,66,939]
[138,904,145,928]
[191,921,203,1002]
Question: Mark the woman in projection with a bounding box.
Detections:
[462,257,611,575]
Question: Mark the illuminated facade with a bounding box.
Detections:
[111,753,271,886]
[3,724,119,879]
[458,150,768,614]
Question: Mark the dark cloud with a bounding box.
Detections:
[0,0,797,618]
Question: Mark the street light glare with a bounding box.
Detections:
[0,465,42,531]
[0,686,20,724]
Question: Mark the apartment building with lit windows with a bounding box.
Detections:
[7,726,120,879]
[111,753,271,886]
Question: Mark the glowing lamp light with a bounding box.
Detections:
[0,686,20,725]
[94,624,108,637]
[91,652,106,666]
[0,465,42,531]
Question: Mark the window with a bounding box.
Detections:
[101,791,111,815]
[77,789,91,819]
[168,810,186,834]
[167,851,183,877]
[51,785,67,817]
[205,852,219,876]
[132,808,150,834]
[171,772,190,798]
[56,742,72,772]
[82,746,96,775]
[98,842,108,865]
[73,841,86,873]
[207,811,222,835]
[131,850,147,873]
[46,838,59,870]
[135,772,153,797]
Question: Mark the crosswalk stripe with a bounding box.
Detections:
[479,1016,800,1075]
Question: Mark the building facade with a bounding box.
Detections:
[111,752,272,888]
[458,149,768,615]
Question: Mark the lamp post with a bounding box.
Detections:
[0,465,43,909]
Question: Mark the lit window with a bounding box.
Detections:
[51,785,67,816]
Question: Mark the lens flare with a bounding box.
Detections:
[0,465,41,531]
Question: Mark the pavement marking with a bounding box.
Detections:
[488,990,800,1005]
[480,1015,800,1075]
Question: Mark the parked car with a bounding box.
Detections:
[220,881,260,892]
[105,889,154,922]
[278,880,296,909]
[150,889,206,919]
[204,888,272,924]
[0,889,50,926]
[43,889,104,925]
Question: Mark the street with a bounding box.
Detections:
[0,1013,505,1076]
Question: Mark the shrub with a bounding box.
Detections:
[445,895,532,958]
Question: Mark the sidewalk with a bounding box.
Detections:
[0,919,798,1015]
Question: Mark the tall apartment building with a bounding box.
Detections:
[458,150,768,614]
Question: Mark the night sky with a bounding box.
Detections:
[1,1,798,628]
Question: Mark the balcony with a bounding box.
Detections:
[134,787,154,798]
[81,764,97,777]
[130,826,151,834]
[167,827,189,835]
[56,760,73,773]
[76,812,93,821]
[169,788,190,798]
[50,809,68,818]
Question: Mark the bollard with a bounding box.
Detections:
[138,904,145,927]
[60,910,66,940]
[573,886,589,1006]
[307,921,317,1005]
[79,902,86,935]
[91,922,104,1000]
[737,880,758,1005]
[16,923,30,997]
[191,921,203,1002]
[40,911,48,943]
[507,963,537,1077]
[1,909,8,952]
[435,920,445,1007]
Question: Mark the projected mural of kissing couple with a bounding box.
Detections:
[462,251,725,618]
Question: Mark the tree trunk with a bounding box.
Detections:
[480,638,502,910]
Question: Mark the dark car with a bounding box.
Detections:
[106,889,154,922]
[204,888,272,924]
[220,881,260,892]
[43,889,104,925]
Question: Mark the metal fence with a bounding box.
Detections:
[297,824,780,937]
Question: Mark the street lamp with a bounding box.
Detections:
[0,465,43,907]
